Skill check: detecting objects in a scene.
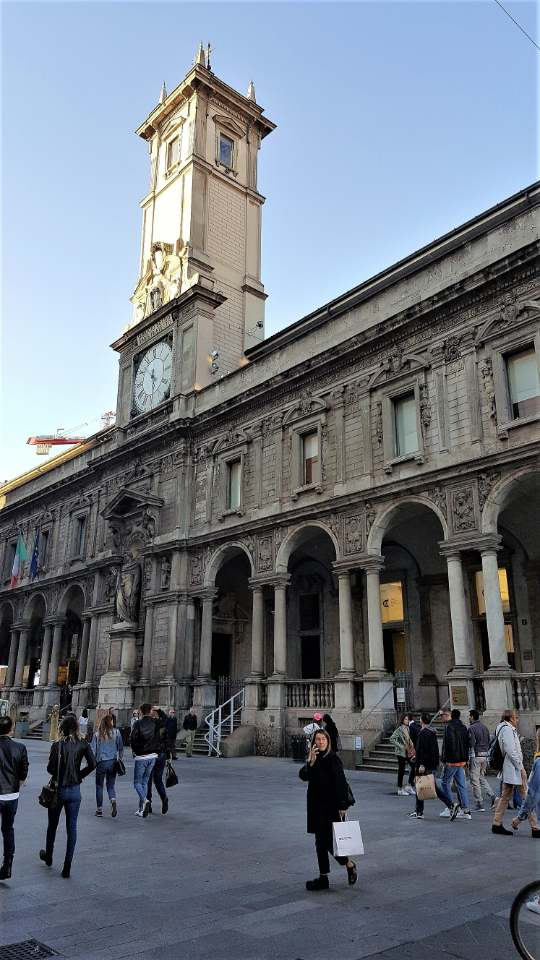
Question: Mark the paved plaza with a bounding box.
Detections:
[0,741,535,960]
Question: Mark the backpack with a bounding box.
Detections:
[487,731,504,772]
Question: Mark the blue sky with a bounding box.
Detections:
[2,1,537,482]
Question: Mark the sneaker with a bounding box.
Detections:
[405,786,416,796]
[409,812,424,819]
[474,802,485,812]
[142,799,150,819]
[111,800,117,818]
[462,811,472,820]
[526,898,540,915]
[490,795,496,809]
[439,808,451,818]
[397,788,408,796]
[306,875,329,891]
[95,809,103,817]
[134,809,144,817]
[449,803,460,821]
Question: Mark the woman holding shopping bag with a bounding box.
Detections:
[299,729,357,891]
[90,714,124,818]
[389,715,416,796]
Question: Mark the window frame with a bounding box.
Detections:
[218,449,246,519]
[225,458,242,512]
[218,132,235,169]
[3,541,16,584]
[488,331,540,436]
[166,134,180,172]
[39,528,51,572]
[70,510,89,562]
[290,418,324,498]
[380,378,424,473]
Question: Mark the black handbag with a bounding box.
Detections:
[114,757,126,776]
[165,760,178,788]
[38,741,62,809]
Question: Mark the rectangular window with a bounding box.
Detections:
[302,431,319,485]
[74,516,86,557]
[393,392,418,457]
[4,542,16,579]
[226,460,241,510]
[506,348,540,420]
[166,135,180,169]
[219,134,234,168]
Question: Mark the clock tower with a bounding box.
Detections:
[112,45,276,429]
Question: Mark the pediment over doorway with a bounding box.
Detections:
[102,487,163,521]
[101,487,163,556]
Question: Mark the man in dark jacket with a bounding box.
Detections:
[440,708,471,819]
[409,713,455,820]
[0,715,28,879]
[468,709,495,811]
[131,703,160,817]
[182,707,197,757]
[165,709,178,759]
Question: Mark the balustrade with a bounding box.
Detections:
[18,690,35,707]
[512,675,540,712]
[285,680,335,709]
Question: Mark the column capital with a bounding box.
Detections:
[333,555,384,574]
[439,534,502,557]
[42,618,57,628]
[197,587,218,602]
[12,621,30,632]
[361,555,385,574]
[250,573,290,590]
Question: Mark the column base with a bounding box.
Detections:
[333,676,354,711]
[192,678,217,718]
[360,673,395,732]
[97,671,135,726]
[446,672,476,713]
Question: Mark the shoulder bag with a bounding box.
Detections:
[114,730,126,776]
[165,759,178,788]
[38,740,62,809]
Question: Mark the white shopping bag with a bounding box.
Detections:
[332,818,364,857]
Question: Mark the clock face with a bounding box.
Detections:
[133,339,173,414]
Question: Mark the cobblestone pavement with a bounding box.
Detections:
[0,742,534,960]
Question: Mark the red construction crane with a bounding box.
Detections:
[27,412,115,455]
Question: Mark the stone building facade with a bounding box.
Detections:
[1,51,539,752]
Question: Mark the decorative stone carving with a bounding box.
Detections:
[479,358,497,423]
[419,384,432,434]
[190,554,204,586]
[425,485,448,520]
[103,566,118,603]
[451,488,476,532]
[115,558,141,624]
[344,515,364,555]
[442,336,461,362]
[160,555,171,591]
[364,502,377,533]
[478,471,500,511]
[143,558,153,592]
[383,347,404,375]
[257,536,274,573]
[283,392,326,425]
[325,514,343,551]
[130,241,182,322]
[375,402,383,446]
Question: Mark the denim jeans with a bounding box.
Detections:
[147,753,167,804]
[46,785,81,866]
[415,775,453,815]
[95,759,117,808]
[0,799,18,860]
[439,765,469,810]
[134,758,155,810]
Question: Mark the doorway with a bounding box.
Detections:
[211,632,232,681]
[383,629,407,675]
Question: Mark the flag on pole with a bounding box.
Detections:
[30,529,40,580]
[10,532,27,588]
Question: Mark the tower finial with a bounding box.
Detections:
[206,42,213,71]
[247,80,256,102]
[195,42,206,66]
[159,81,167,104]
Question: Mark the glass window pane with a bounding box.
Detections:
[507,349,540,419]
[227,460,241,509]
[394,393,418,456]
[219,135,233,167]
[167,136,179,168]
[302,432,319,484]
[380,582,404,623]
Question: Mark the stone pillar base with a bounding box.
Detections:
[360,673,395,734]
[192,678,216,719]
[482,670,514,713]
[334,676,354,712]
[446,670,476,714]
[97,671,134,727]
[42,686,61,709]
[242,677,263,724]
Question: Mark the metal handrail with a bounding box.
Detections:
[204,688,245,757]
[429,697,451,726]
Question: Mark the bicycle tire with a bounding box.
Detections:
[510,879,540,960]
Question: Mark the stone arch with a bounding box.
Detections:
[22,592,48,622]
[276,521,341,573]
[0,600,15,624]
[204,541,255,587]
[57,582,86,616]
[367,496,448,555]
[482,466,540,536]
[0,601,14,670]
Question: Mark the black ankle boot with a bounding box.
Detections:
[306,875,329,891]
[39,849,53,866]
[61,862,71,878]
[492,823,513,836]
[0,858,13,880]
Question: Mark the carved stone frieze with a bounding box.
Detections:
[477,471,500,511]
[479,358,497,423]
[343,514,364,555]
[419,384,432,434]
[375,402,383,446]
[364,502,377,533]
[424,485,448,521]
[442,335,461,363]
[257,535,274,573]
[451,487,476,532]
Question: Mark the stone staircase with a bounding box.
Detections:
[176,715,242,757]
[25,721,44,741]
[361,722,446,774]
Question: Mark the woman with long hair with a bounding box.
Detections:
[299,729,357,891]
[90,714,124,818]
[39,713,96,878]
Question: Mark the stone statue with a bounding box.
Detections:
[115,559,141,624]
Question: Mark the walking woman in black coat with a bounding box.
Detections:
[299,729,357,890]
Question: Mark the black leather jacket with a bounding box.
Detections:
[47,737,96,787]
[0,736,29,795]
[130,716,163,757]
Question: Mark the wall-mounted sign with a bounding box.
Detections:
[450,685,469,706]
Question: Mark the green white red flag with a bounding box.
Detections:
[10,532,27,587]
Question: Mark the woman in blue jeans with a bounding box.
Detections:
[90,714,123,818]
[39,714,95,878]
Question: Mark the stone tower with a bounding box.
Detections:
[130,45,276,375]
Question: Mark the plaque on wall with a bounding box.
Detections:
[450,685,469,706]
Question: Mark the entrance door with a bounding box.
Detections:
[211,632,231,681]
[383,629,407,674]
[301,635,321,679]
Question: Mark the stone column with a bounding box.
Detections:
[444,552,473,670]
[165,602,179,680]
[84,616,98,684]
[40,623,53,687]
[77,617,91,684]
[183,598,196,678]
[198,589,217,678]
[337,570,355,674]
[481,545,508,669]
[14,626,29,688]
[6,629,19,688]
[272,575,290,676]
[249,582,265,677]
[140,605,154,683]
[48,619,64,687]
[364,557,386,673]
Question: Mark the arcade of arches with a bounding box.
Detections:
[1,469,539,747]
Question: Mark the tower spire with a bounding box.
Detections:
[159,81,167,104]
[195,42,206,66]
[247,80,256,102]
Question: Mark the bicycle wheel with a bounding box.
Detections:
[510,880,540,960]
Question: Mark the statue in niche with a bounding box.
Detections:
[160,555,171,591]
[115,544,142,625]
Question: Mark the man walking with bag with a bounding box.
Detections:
[492,709,539,836]
[182,707,197,757]
[131,703,160,818]
[468,709,495,812]
[439,708,472,820]
[409,713,456,820]
[0,715,28,880]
